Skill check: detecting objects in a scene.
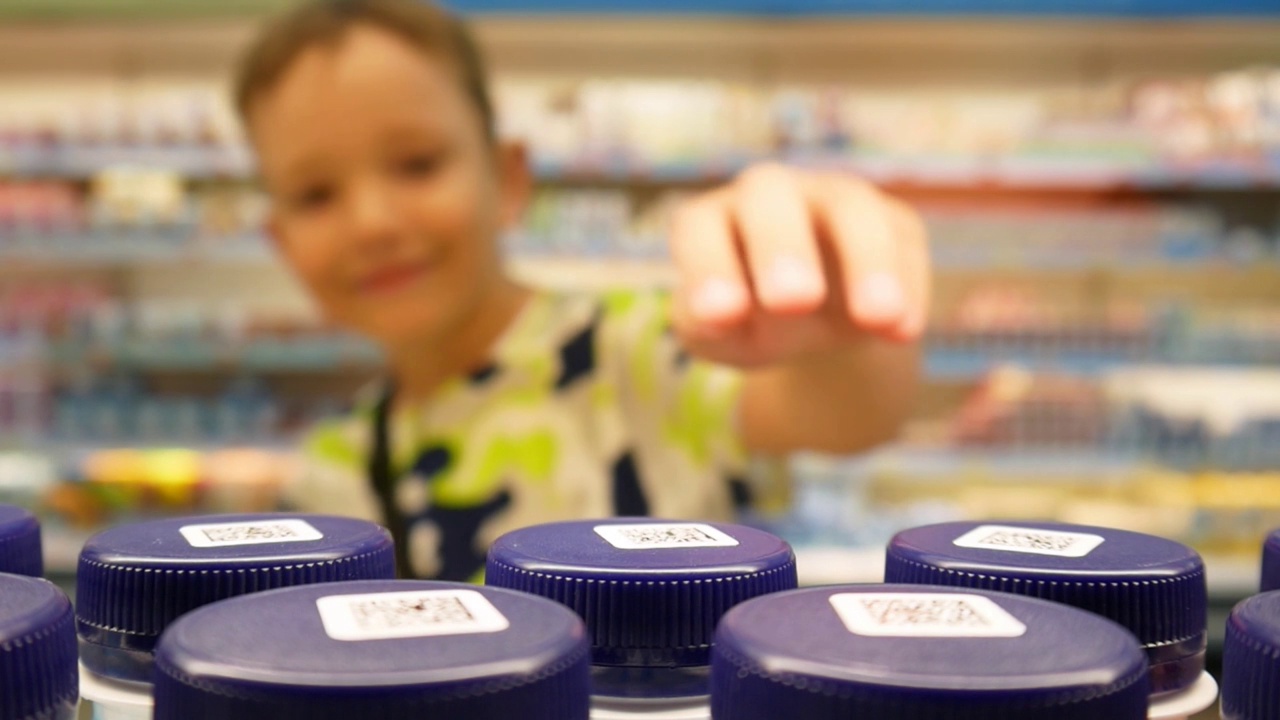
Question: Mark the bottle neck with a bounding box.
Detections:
[590,665,710,702]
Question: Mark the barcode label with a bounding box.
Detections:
[179,519,324,548]
[316,589,510,642]
[830,592,1027,638]
[952,524,1106,558]
[593,523,739,550]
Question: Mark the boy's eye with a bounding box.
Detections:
[397,153,440,177]
[292,185,334,210]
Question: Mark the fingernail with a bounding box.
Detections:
[693,278,745,320]
[767,256,821,301]
[856,273,906,321]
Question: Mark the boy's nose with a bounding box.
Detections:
[346,178,401,248]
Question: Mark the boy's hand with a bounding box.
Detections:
[669,163,930,369]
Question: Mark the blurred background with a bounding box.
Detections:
[0,1,1278,686]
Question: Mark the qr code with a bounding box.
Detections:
[203,524,304,544]
[860,597,990,629]
[179,519,324,548]
[979,530,1076,553]
[830,592,1027,638]
[350,596,475,631]
[317,589,510,641]
[593,523,740,550]
[952,524,1106,558]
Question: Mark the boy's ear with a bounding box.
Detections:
[495,140,531,229]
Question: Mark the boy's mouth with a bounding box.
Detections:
[357,260,433,295]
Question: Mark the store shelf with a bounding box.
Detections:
[0,235,273,268]
[3,0,1278,19]
[533,156,1280,191]
[48,340,382,373]
[0,145,252,180]
[455,0,1280,15]
[8,148,1280,192]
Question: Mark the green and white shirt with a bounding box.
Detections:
[291,289,775,581]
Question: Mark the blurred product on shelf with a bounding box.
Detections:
[0,178,267,256]
[512,195,1280,269]
[498,70,1280,180]
[0,86,248,177]
[3,67,1280,183]
[949,366,1108,447]
[769,366,1280,572]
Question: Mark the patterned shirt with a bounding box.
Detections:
[290,289,770,581]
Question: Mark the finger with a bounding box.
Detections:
[732,163,827,314]
[668,192,751,331]
[888,199,932,341]
[812,175,908,331]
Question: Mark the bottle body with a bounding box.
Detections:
[78,663,153,720]
[590,666,710,720]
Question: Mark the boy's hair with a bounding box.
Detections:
[234,0,494,141]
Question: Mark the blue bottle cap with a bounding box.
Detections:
[76,513,396,682]
[0,505,42,577]
[153,580,590,720]
[485,518,797,667]
[884,521,1206,693]
[1223,591,1280,720]
[1259,529,1280,592]
[0,575,78,720]
[712,584,1150,720]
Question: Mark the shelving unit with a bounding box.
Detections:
[0,9,1277,635]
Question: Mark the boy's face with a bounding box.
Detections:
[248,26,525,348]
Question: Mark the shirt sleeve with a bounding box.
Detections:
[601,290,800,516]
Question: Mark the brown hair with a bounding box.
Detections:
[234,0,494,141]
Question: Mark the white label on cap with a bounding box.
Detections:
[179,519,324,548]
[951,524,1106,558]
[593,523,739,550]
[830,592,1027,638]
[316,589,510,641]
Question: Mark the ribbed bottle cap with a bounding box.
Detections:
[0,505,42,577]
[1222,591,1280,720]
[1259,530,1280,592]
[0,575,78,720]
[76,513,396,682]
[712,584,1150,720]
[884,521,1206,693]
[485,519,796,667]
[153,580,590,720]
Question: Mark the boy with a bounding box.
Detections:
[235,0,929,580]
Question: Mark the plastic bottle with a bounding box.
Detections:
[0,503,42,576]
[152,580,591,720]
[75,513,396,720]
[884,521,1216,719]
[486,519,797,719]
[0,575,78,720]
[1258,528,1280,592]
[711,584,1150,719]
[1221,590,1280,720]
